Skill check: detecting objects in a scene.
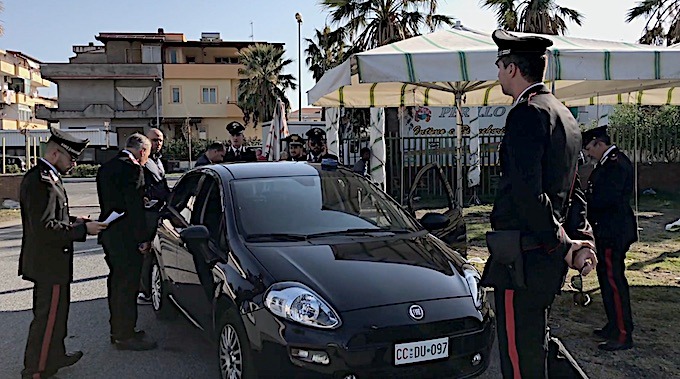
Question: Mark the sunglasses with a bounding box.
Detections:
[570,272,591,307]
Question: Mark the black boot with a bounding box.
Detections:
[114,337,158,351]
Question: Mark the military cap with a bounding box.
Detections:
[226,121,245,136]
[581,125,609,148]
[492,29,553,58]
[306,127,326,142]
[48,127,89,159]
[283,133,304,146]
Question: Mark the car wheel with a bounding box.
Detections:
[151,258,177,320]
[218,309,256,379]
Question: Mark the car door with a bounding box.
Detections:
[157,173,204,288]
[406,162,468,256]
[174,172,227,328]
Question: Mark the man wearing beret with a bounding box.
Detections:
[283,134,307,161]
[305,127,338,163]
[582,125,637,351]
[224,121,256,162]
[97,133,157,351]
[480,30,597,378]
[20,127,108,379]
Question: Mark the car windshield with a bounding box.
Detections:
[231,170,422,238]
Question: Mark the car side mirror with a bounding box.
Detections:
[180,225,210,242]
[420,212,449,231]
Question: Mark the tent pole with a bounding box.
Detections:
[455,91,464,208]
[399,107,405,205]
[634,117,640,242]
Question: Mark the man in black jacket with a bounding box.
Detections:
[481,30,597,378]
[20,128,108,379]
[195,142,226,167]
[583,126,637,351]
[137,128,170,305]
[306,127,338,162]
[97,133,157,351]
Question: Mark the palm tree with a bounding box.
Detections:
[237,44,297,127]
[481,0,584,35]
[626,0,680,45]
[305,26,349,82]
[321,0,455,50]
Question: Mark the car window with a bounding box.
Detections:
[409,166,454,218]
[197,176,224,243]
[168,173,203,227]
[231,169,422,237]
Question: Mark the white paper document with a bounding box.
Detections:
[103,211,125,224]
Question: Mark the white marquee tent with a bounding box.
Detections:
[309,27,680,204]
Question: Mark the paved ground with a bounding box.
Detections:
[0,178,500,379]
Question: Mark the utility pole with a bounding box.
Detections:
[296,13,303,121]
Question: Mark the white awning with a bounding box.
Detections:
[116,86,153,107]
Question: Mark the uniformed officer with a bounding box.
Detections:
[224,121,257,162]
[480,30,597,378]
[19,127,108,379]
[97,133,157,351]
[306,127,339,162]
[582,125,637,351]
[195,142,226,167]
[283,133,306,161]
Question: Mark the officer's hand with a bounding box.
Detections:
[85,221,108,235]
[138,242,151,253]
[573,247,597,276]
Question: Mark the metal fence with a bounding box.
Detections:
[610,124,680,163]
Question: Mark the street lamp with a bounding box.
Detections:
[295,12,303,122]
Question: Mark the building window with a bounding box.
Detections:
[171,87,181,103]
[186,56,196,64]
[215,57,238,64]
[202,87,217,104]
[18,106,32,122]
[169,50,178,64]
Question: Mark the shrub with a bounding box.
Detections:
[71,164,100,177]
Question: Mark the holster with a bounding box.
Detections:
[483,230,527,290]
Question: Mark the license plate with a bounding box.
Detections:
[394,337,449,365]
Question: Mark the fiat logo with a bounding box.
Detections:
[409,305,424,320]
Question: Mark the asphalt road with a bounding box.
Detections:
[0,178,500,379]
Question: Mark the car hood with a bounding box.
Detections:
[247,233,472,312]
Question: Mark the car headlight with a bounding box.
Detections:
[463,264,484,310]
[264,283,341,329]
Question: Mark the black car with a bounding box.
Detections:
[150,161,494,379]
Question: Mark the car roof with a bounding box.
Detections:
[203,161,347,180]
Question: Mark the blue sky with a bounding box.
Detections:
[1,0,648,111]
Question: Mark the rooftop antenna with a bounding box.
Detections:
[250,21,254,41]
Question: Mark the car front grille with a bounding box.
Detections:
[347,317,482,349]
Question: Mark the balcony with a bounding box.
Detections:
[40,63,162,80]
[0,119,49,130]
[163,64,242,79]
[36,99,159,121]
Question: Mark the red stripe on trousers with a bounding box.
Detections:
[505,290,522,379]
[605,248,627,344]
[33,284,60,379]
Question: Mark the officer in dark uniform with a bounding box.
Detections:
[480,30,597,378]
[19,127,108,379]
[582,125,637,351]
[97,133,157,351]
[306,127,339,162]
[224,121,257,162]
[283,133,306,161]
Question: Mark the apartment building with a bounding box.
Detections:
[162,32,282,142]
[0,50,55,131]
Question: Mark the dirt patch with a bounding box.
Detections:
[462,195,680,378]
[0,209,20,223]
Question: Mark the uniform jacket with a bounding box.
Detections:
[19,159,87,284]
[586,146,637,250]
[287,154,307,162]
[194,153,212,167]
[224,146,256,162]
[96,151,149,256]
[143,155,170,204]
[490,84,594,255]
[307,152,339,163]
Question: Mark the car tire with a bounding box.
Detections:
[217,308,257,379]
[151,257,177,320]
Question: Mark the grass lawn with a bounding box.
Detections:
[464,193,680,378]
